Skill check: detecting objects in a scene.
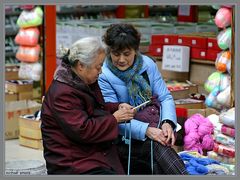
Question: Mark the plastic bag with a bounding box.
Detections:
[217,28,231,50]
[17,6,43,28]
[18,62,42,81]
[16,44,40,63]
[215,51,231,73]
[15,27,40,46]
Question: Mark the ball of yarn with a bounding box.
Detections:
[184,131,200,150]
[198,119,214,137]
[215,7,232,28]
[184,119,198,135]
[184,114,204,134]
[201,134,214,150]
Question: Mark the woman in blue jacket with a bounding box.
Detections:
[98,24,188,175]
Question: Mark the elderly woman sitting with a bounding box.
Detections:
[41,36,135,175]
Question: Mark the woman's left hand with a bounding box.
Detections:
[161,123,176,146]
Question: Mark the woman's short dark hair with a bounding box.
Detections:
[102,23,141,53]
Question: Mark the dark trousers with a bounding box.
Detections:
[117,138,188,175]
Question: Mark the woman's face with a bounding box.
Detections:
[78,51,105,85]
[110,48,136,71]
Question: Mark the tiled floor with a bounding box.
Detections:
[5,139,45,162]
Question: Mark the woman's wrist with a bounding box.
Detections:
[161,120,176,129]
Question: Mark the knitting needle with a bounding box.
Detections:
[132,100,151,110]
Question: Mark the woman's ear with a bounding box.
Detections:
[76,61,85,71]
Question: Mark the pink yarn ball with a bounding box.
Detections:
[198,119,214,137]
[191,114,203,126]
[215,7,232,28]
[184,131,200,149]
[184,119,198,134]
[201,134,214,150]
[184,114,204,134]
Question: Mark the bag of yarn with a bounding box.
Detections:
[15,27,40,46]
[16,44,40,63]
[18,62,42,81]
[215,51,231,73]
[217,28,231,50]
[17,6,43,28]
[204,71,230,93]
[215,7,232,28]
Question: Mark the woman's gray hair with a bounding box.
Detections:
[58,36,106,67]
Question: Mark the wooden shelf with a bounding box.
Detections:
[191,59,215,65]
[150,56,215,65]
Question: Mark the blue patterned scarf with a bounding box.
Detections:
[106,55,152,107]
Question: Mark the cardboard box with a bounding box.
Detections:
[5,80,33,93]
[187,107,220,118]
[175,98,205,109]
[151,34,178,45]
[5,66,20,80]
[177,35,192,46]
[206,49,221,61]
[189,63,216,85]
[179,36,207,49]
[19,116,41,139]
[207,38,222,51]
[5,93,18,102]
[19,136,43,150]
[191,48,207,59]
[19,127,42,140]
[5,100,42,140]
[162,45,190,72]
[148,44,163,56]
[156,61,189,81]
[170,84,198,100]
[18,91,33,100]
[171,89,190,100]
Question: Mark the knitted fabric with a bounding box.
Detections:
[106,55,152,107]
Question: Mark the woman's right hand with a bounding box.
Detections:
[113,108,135,123]
[146,127,168,146]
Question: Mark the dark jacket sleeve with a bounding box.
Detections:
[104,102,120,114]
[52,90,119,144]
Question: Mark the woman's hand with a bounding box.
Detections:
[113,108,135,123]
[161,122,176,146]
[118,103,133,110]
[146,127,168,146]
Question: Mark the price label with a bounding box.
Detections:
[162,45,190,72]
